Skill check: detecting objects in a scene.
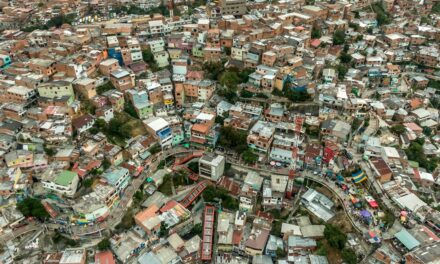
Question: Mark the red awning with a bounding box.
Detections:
[368,200,379,208]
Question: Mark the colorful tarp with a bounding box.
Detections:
[366,196,379,208]
[352,170,367,183]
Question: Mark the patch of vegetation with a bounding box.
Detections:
[97,81,116,95]
[204,61,225,80]
[316,240,328,256]
[324,224,347,250]
[372,2,391,25]
[351,118,363,131]
[157,160,166,170]
[342,248,358,264]
[124,100,138,119]
[337,64,348,80]
[17,198,49,220]
[271,220,283,237]
[81,99,96,115]
[405,138,439,172]
[159,223,169,237]
[187,161,199,172]
[240,90,254,98]
[173,170,195,186]
[133,190,146,206]
[115,208,135,231]
[215,115,225,124]
[188,223,203,236]
[52,231,78,246]
[22,13,77,32]
[97,238,111,251]
[203,185,239,210]
[277,83,312,102]
[255,93,269,99]
[242,148,259,165]
[428,79,440,89]
[218,126,248,153]
[333,29,346,45]
[90,113,145,145]
[433,2,440,13]
[83,178,94,188]
[311,26,322,39]
[340,52,352,64]
[158,174,173,196]
[112,4,170,16]
[219,68,254,89]
[102,158,111,170]
[44,146,56,157]
[390,124,406,135]
[149,144,161,155]
[218,88,238,103]
[276,247,287,258]
[142,48,159,72]
[348,22,359,30]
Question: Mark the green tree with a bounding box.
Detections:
[284,89,311,102]
[390,124,406,135]
[333,29,346,45]
[142,48,155,63]
[124,100,138,119]
[423,126,432,136]
[311,26,322,39]
[115,208,135,231]
[17,198,50,220]
[102,158,111,170]
[372,3,391,25]
[240,90,254,98]
[220,71,241,89]
[189,223,203,236]
[159,223,169,237]
[187,161,199,172]
[351,118,362,131]
[433,2,440,13]
[97,82,116,95]
[218,126,248,153]
[204,61,225,80]
[215,115,225,124]
[218,88,238,103]
[316,241,328,256]
[348,22,359,30]
[97,238,111,251]
[255,93,268,99]
[202,186,238,210]
[149,144,161,155]
[340,52,352,64]
[342,248,357,264]
[224,47,231,56]
[420,16,430,25]
[242,149,258,164]
[276,247,287,258]
[337,64,348,80]
[44,146,56,157]
[83,178,94,188]
[324,224,347,250]
[428,80,440,89]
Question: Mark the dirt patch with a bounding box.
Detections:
[329,211,354,233]
[317,239,342,264]
[127,119,147,137]
[316,186,336,200]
